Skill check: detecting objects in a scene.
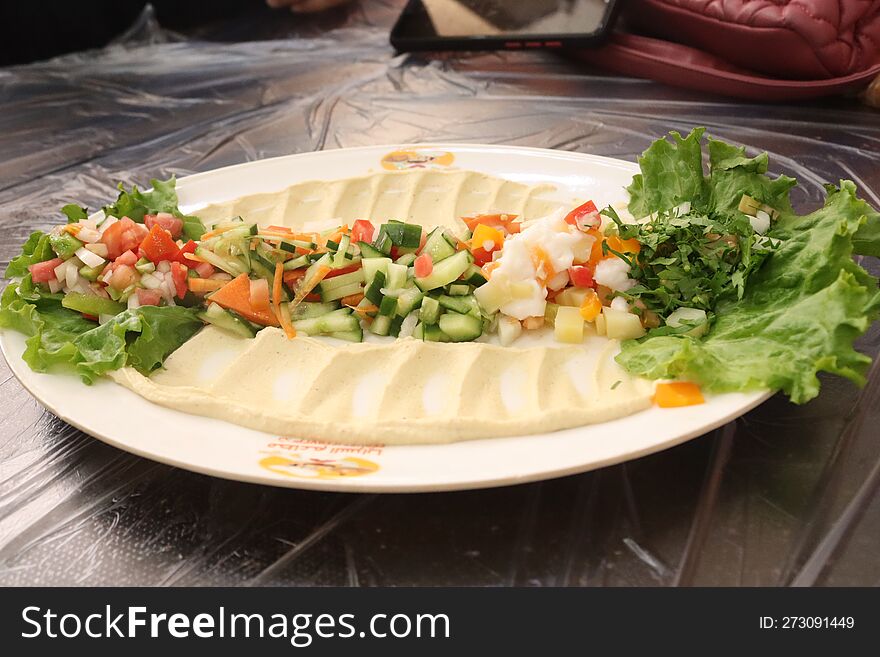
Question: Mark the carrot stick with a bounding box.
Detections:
[188,277,225,293]
[340,292,365,307]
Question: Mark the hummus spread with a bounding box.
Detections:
[109,169,653,444]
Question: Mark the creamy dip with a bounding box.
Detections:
[109,169,653,444]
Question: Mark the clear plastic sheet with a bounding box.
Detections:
[1,1,878,586]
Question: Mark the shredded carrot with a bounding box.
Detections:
[328,224,350,244]
[199,224,241,240]
[273,262,297,339]
[182,251,208,263]
[266,225,294,234]
[340,292,365,307]
[288,265,332,315]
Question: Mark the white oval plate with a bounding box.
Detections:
[0,144,770,492]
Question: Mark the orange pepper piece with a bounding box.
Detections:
[530,246,556,282]
[471,223,505,253]
[606,235,641,255]
[579,289,603,321]
[654,382,705,408]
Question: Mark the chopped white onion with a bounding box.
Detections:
[750,210,771,234]
[47,278,62,294]
[98,215,118,234]
[140,273,161,289]
[76,227,101,243]
[98,313,115,325]
[65,265,80,289]
[610,296,630,312]
[85,242,109,258]
[398,312,419,339]
[75,246,105,268]
[156,261,171,274]
[127,295,141,310]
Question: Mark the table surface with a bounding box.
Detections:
[1,0,878,587]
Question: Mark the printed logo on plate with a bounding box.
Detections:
[259,437,383,479]
[381,149,454,171]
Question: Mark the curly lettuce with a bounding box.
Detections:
[617,130,880,403]
[103,176,205,240]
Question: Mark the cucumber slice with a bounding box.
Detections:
[282,254,310,270]
[378,295,398,317]
[372,227,393,255]
[333,235,352,268]
[198,303,257,338]
[438,311,483,342]
[362,257,391,286]
[357,241,385,259]
[385,263,407,290]
[79,263,107,281]
[388,314,405,337]
[422,323,450,342]
[321,281,364,303]
[319,268,365,292]
[422,227,457,263]
[395,252,417,267]
[414,250,470,291]
[195,246,247,276]
[293,310,360,335]
[412,321,425,340]
[328,328,364,343]
[383,222,422,248]
[364,270,386,305]
[419,296,441,324]
[62,292,125,317]
[395,287,424,317]
[370,314,392,336]
[447,283,470,296]
[437,294,472,315]
[292,301,341,320]
[461,263,488,287]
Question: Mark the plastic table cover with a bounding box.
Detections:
[1,1,878,587]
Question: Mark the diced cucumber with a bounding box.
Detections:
[321,281,362,302]
[326,239,340,252]
[357,241,385,258]
[385,263,407,290]
[419,296,441,324]
[422,227,457,263]
[328,328,364,342]
[395,252,417,267]
[362,257,391,286]
[135,258,155,274]
[395,287,423,316]
[50,233,84,259]
[422,323,450,342]
[370,314,392,336]
[249,253,276,282]
[293,310,360,335]
[79,263,106,281]
[383,222,422,248]
[291,301,341,320]
[447,283,470,296]
[379,295,398,316]
[438,311,483,342]
[414,250,470,291]
[461,264,488,287]
[388,314,405,337]
[319,268,365,292]
[198,303,257,338]
[365,270,386,305]
[195,246,247,276]
[333,235,352,268]
[372,227,393,255]
[437,294,472,315]
[62,292,125,317]
[412,322,425,340]
[283,254,310,270]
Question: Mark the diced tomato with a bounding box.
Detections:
[414,253,433,278]
[389,246,400,259]
[470,246,494,267]
[350,219,375,244]
[82,313,99,322]
[564,200,599,230]
[568,265,595,288]
[463,214,521,234]
[140,224,180,263]
[170,262,188,299]
[115,249,139,267]
[109,264,138,291]
[28,258,64,283]
[323,263,361,279]
[136,288,162,306]
[100,217,149,260]
[249,278,271,313]
[194,261,214,278]
[283,269,307,288]
[144,212,183,239]
[304,292,322,302]
[175,239,198,264]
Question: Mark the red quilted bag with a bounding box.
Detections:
[575,0,880,100]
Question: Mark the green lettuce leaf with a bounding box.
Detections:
[61,204,88,223]
[706,139,796,218]
[0,279,203,385]
[5,231,55,278]
[626,128,707,219]
[617,180,880,403]
[103,176,206,240]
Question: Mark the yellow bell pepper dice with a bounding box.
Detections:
[471,223,505,252]
[579,288,602,321]
[653,382,705,407]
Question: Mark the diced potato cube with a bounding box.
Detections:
[497,315,522,346]
[555,286,592,307]
[474,277,511,313]
[602,307,645,340]
[554,306,585,343]
[595,313,606,336]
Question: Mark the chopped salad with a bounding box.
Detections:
[2,129,878,407]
